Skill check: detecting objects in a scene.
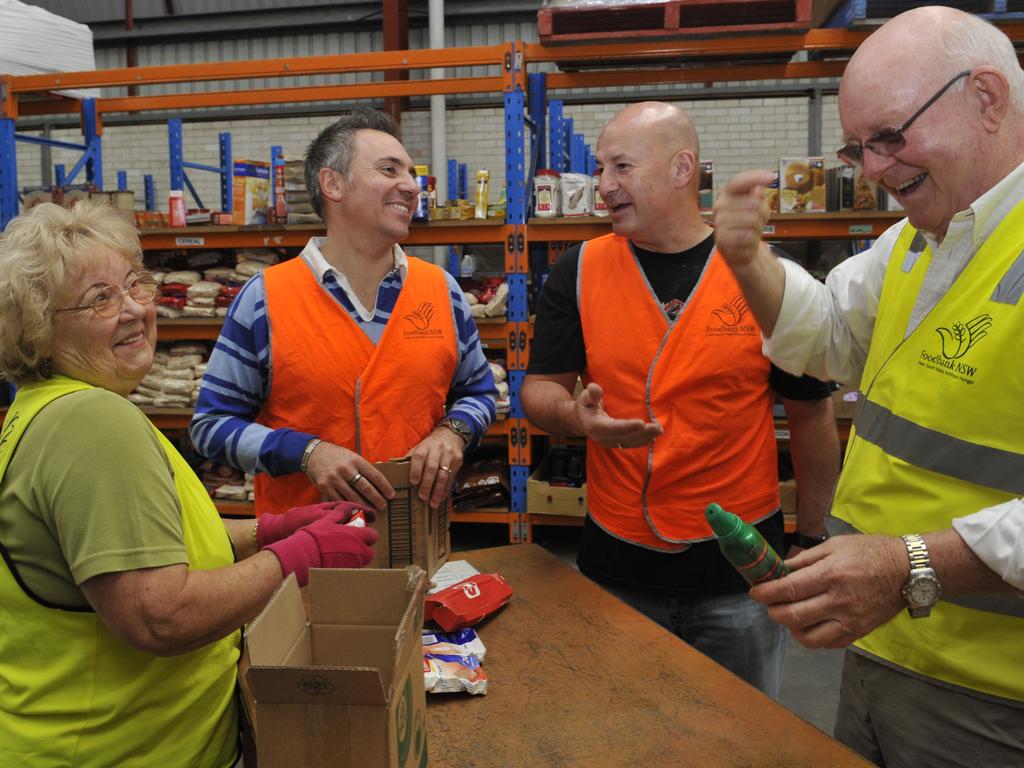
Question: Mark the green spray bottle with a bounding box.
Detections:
[705,502,790,585]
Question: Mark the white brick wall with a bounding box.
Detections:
[13,94,847,212]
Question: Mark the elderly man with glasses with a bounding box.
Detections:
[714,6,1024,767]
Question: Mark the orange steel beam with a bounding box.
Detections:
[527,23,1024,64]
[525,31,867,64]
[5,46,507,93]
[547,60,848,90]
[15,76,505,117]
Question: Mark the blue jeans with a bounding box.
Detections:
[601,581,787,699]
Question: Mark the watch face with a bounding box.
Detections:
[907,574,941,606]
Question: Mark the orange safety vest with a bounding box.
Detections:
[255,255,457,514]
[578,234,779,550]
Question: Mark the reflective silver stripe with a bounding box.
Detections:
[575,240,586,313]
[354,378,362,456]
[826,515,859,536]
[902,231,927,273]
[855,399,1024,495]
[826,518,1024,618]
[991,248,1024,305]
[945,593,1024,618]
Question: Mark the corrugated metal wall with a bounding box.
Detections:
[87,19,542,105]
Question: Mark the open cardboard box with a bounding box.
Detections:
[372,458,450,577]
[527,451,587,517]
[244,567,429,768]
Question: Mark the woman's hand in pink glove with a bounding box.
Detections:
[264,508,379,586]
[256,500,376,548]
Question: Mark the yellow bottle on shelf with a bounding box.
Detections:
[474,169,489,219]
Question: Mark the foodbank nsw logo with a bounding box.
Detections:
[707,295,757,336]
[403,302,442,338]
[918,313,991,381]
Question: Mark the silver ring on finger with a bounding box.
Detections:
[348,471,363,486]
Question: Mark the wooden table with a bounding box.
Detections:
[426,544,871,768]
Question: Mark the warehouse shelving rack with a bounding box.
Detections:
[6,26,1016,539]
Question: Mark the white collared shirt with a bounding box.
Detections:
[766,162,1024,591]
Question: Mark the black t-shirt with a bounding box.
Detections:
[528,234,832,595]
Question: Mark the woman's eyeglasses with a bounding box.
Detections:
[56,274,159,318]
[836,70,971,167]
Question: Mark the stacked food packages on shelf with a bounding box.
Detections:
[129,340,209,409]
[271,157,321,225]
[147,249,278,318]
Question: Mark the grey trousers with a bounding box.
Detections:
[835,650,1024,768]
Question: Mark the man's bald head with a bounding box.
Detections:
[595,101,710,251]
[842,6,1024,112]
[837,6,1024,238]
[601,101,701,159]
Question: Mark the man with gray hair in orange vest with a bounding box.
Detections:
[521,101,840,699]
[714,7,1024,766]
[192,108,497,516]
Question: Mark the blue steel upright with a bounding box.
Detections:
[504,87,526,226]
[81,99,102,190]
[0,118,17,229]
[549,100,566,173]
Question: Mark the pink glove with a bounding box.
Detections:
[256,501,375,548]
[265,508,379,587]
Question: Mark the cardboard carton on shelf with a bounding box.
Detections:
[779,157,825,213]
[528,448,587,517]
[244,567,429,768]
[372,458,450,577]
[232,158,271,225]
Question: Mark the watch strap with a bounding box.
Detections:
[902,533,931,570]
[439,417,472,447]
[793,532,828,549]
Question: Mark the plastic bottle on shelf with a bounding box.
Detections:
[474,169,489,219]
[460,250,476,277]
[168,189,186,227]
[705,502,789,585]
[533,169,560,217]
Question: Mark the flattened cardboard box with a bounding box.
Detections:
[372,458,450,577]
[244,567,429,768]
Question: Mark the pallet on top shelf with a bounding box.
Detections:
[537,0,836,44]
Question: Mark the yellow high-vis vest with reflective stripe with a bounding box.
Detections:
[831,206,1024,705]
[0,377,240,767]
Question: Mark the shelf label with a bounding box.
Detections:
[775,429,790,441]
[762,225,776,235]
[848,224,873,235]
[175,237,205,246]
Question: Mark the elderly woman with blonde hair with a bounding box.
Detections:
[0,200,378,768]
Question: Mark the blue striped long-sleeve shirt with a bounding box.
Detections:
[189,238,498,476]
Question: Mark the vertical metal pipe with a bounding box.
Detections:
[429,0,447,265]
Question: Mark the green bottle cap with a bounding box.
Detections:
[705,502,743,539]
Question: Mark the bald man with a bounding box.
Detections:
[715,7,1024,765]
[521,102,839,698]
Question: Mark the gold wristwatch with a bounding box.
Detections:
[900,534,942,618]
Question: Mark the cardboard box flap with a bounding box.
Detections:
[245,574,309,668]
[246,666,387,706]
[309,566,426,626]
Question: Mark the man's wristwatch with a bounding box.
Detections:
[793,531,828,549]
[900,534,942,618]
[439,416,472,447]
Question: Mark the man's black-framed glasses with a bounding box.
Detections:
[836,70,971,167]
